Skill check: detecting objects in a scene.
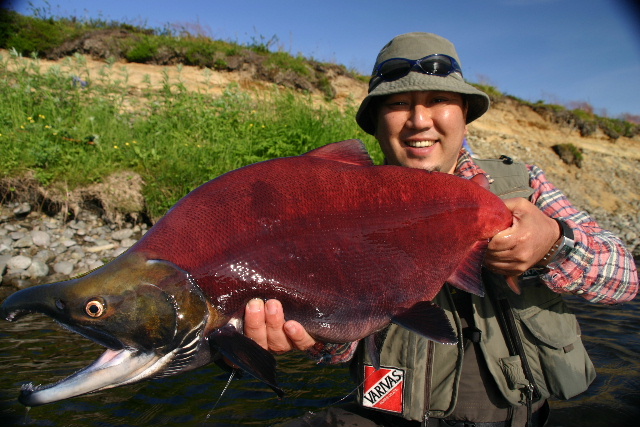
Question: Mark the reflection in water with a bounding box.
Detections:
[1,298,639,426]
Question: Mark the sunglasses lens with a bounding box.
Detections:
[419,55,454,75]
[378,59,413,81]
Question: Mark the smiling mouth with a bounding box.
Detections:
[405,140,436,148]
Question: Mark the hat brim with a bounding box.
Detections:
[356,72,490,135]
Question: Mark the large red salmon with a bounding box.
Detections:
[1,140,512,406]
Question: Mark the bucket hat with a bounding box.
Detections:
[356,32,490,135]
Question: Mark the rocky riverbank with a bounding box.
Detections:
[1,195,638,300]
[0,201,148,300]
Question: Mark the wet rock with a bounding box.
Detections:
[34,249,56,263]
[86,243,115,253]
[14,236,34,248]
[69,220,87,230]
[28,260,50,279]
[14,278,34,289]
[31,230,52,247]
[88,260,105,270]
[111,228,134,241]
[0,254,11,275]
[9,231,27,240]
[112,247,128,257]
[120,238,137,248]
[61,239,78,248]
[53,261,74,276]
[13,203,32,217]
[8,255,32,271]
[0,239,11,253]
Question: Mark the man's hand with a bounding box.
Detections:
[485,198,561,276]
[243,299,317,352]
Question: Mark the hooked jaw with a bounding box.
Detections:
[17,322,214,406]
[19,348,163,406]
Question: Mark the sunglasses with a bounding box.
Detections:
[369,54,463,90]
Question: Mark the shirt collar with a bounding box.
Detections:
[455,148,489,181]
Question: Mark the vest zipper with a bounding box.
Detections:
[484,271,541,426]
[422,340,435,427]
[497,298,541,402]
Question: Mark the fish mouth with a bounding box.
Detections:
[18,347,170,406]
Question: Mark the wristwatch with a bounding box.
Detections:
[535,219,575,268]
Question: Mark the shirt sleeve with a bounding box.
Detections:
[527,164,638,304]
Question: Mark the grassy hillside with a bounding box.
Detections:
[0,48,379,220]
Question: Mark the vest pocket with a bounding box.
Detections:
[499,355,529,391]
[518,300,596,399]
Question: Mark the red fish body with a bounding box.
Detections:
[1,139,512,405]
[134,139,511,342]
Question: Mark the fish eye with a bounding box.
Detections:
[85,299,105,318]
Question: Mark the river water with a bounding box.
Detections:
[0,294,638,426]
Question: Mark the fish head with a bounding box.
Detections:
[0,251,215,406]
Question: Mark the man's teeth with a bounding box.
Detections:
[406,140,436,148]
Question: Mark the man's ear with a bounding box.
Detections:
[462,96,469,124]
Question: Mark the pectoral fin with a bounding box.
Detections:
[208,324,284,397]
[365,335,381,370]
[447,240,487,297]
[391,301,457,345]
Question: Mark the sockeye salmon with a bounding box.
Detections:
[0,139,512,406]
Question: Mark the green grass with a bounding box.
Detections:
[0,50,380,219]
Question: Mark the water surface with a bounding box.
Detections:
[1,296,638,426]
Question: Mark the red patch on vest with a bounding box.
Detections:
[362,364,405,414]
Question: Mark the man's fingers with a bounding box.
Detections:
[243,299,318,353]
[264,299,292,352]
[284,320,317,351]
[244,298,268,349]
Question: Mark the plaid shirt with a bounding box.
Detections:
[309,151,638,363]
[457,149,638,304]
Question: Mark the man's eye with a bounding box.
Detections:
[387,101,409,108]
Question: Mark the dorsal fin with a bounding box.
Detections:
[304,140,374,166]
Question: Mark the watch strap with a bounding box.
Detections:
[535,219,575,268]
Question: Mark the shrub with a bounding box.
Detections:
[124,36,159,63]
[552,143,584,168]
[0,10,70,55]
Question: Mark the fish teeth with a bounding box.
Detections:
[21,382,37,392]
[406,140,435,148]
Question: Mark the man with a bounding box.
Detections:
[241,33,638,426]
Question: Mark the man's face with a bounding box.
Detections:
[374,91,468,174]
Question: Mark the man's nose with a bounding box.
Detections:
[407,104,433,129]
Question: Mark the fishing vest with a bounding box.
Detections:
[356,157,596,421]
